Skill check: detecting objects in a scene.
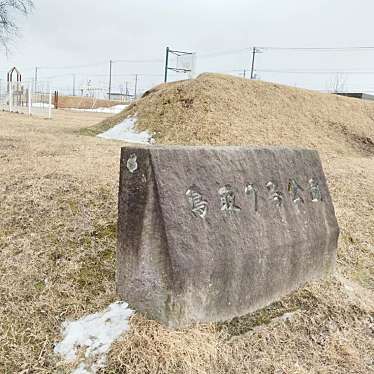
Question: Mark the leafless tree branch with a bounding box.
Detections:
[0,0,33,52]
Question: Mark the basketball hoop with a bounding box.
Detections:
[164,47,196,82]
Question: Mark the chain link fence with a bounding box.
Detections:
[0,80,53,118]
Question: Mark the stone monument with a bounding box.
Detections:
[117,145,339,327]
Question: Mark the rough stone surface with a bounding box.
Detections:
[117,145,339,328]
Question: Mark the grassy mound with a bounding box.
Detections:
[57,95,124,109]
[88,73,374,157]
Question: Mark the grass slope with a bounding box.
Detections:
[57,95,125,110]
[89,73,374,158]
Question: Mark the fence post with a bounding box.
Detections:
[48,87,52,119]
[9,83,13,112]
[54,91,59,109]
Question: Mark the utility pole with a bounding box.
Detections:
[72,74,76,96]
[250,47,256,79]
[134,74,138,99]
[125,81,128,101]
[108,60,113,100]
[243,69,246,78]
[34,66,38,93]
[164,47,170,83]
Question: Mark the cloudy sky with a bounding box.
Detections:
[1,0,374,97]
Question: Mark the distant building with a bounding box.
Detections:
[335,92,374,101]
[106,92,133,101]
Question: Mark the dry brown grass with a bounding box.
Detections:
[0,77,373,374]
[90,73,374,159]
[104,279,373,374]
[56,95,125,109]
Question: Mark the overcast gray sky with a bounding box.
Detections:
[2,0,374,96]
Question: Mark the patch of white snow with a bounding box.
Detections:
[71,105,127,114]
[97,115,154,144]
[32,102,53,108]
[54,301,133,374]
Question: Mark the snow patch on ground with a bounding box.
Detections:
[71,104,127,114]
[32,102,53,108]
[97,115,154,144]
[54,301,133,374]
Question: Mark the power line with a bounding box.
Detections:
[9,45,374,72]
[197,48,249,58]
[41,73,171,80]
[10,44,374,98]
[11,58,163,72]
[194,45,374,59]
[112,58,163,63]
[257,69,374,74]
[259,46,374,52]
[38,61,108,70]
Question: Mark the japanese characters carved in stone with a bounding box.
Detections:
[117,145,339,328]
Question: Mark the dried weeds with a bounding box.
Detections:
[56,95,125,110]
[0,78,373,373]
[90,73,374,159]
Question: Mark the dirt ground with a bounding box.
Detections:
[0,107,373,373]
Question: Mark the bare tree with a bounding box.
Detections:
[0,0,33,51]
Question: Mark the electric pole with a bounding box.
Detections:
[125,81,128,101]
[72,74,76,96]
[134,74,138,99]
[34,66,38,92]
[164,47,170,83]
[108,60,113,100]
[250,47,256,79]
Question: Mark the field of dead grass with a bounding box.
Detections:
[56,95,125,109]
[0,81,373,374]
[90,73,374,159]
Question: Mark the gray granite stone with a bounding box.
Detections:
[117,145,339,327]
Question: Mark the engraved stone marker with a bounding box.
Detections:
[117,145,339,327]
